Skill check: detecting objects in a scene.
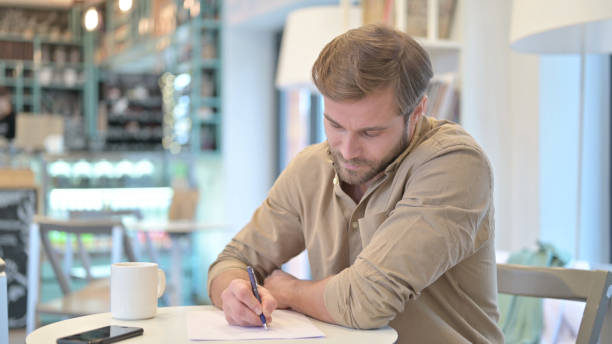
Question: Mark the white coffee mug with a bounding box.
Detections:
[111,262,166,320]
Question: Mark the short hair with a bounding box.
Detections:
[312,24,433,118]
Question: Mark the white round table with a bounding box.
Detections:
[27,306,398,343]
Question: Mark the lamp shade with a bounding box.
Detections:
[510,0,612,53]
[276,6,362,91]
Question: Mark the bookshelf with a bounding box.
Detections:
[394,0,462,122]
[95,0,222,154]
[100,73,164,151]
[189,12,222,154]
[0,5,98,151]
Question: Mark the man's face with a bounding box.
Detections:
[324,88,412,186]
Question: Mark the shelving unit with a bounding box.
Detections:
[98,0,223,154]
[189,9,222,154]
[101,73,164,151]
[0,5,97,151]
[394,0,462,122]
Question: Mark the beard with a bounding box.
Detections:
[330,130,409,186]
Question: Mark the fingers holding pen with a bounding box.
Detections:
[223,279,262,325]
[258,286,277,322]
[221,279,276,326]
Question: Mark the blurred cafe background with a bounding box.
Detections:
[1,0,611,343]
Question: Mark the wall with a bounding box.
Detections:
[463,0,610,263]
[220,0,335,230]
[221,26,277,230]
[580,55,610,263]
[539,55,610,263]
[462,0,541,253]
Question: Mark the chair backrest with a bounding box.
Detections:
[497,263,612,344]
[35,216,134,295]
[69,209,143,221]
[26,215,136,333]
[168,187,199,221]
[69,210,141,273]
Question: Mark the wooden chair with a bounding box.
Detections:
[68,209,142,275]
[25,215,136,334]
[69,209,163,267]
[0,257,8,344]
[497,263,612,344]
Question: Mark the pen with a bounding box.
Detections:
[246,266,268,330]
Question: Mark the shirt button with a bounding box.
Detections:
[352,222,358,229]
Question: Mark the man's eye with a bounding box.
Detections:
[362,131,380,138]
[329,122,341,128]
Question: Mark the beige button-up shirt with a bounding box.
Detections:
[208,116,504,343]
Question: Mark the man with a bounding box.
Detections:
[208,24,503,343]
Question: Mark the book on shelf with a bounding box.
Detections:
[404,0,458,40]
[425,72,459,123]
[438,0,458,39]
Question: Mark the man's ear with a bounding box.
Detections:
[410,96,427,124]
[415,95,428,117]
[407,96,427,139]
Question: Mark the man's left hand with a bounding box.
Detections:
[263,269,297,309]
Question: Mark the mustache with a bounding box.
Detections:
[331,150,370,166]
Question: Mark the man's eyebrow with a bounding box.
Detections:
[324,114,342,127]
[361,125,388,131]
[324,114,388,131]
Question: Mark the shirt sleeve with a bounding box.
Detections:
[323,144,494,329]
[207,156,306,296]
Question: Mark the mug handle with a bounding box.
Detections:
[157,268,166,298]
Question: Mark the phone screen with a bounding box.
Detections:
[56,325,143,344]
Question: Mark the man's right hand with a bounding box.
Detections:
[210,269,278,327]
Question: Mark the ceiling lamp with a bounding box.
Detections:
[118,0,133,13]
[276,5,362,91]
[84,7,100,31]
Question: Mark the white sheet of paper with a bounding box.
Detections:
[187,309,326,341]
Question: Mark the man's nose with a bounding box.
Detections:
[339,134,360,161]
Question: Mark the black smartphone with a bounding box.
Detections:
[56,325,143,344]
